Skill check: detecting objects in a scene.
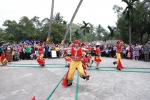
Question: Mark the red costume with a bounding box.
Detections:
[94,47,101,63]
[1,52,8,66]
[36,44,45,66]
[64,54,72,63]
[113,40,124,70]
[86,46,92,65]
[62,40,90,87]
[82,55,88,75]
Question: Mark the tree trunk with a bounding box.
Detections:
[129,22,131,44]
[147,33,150,41]
[140,33,143,44]
[47,0,54,43]
[63,0,83,41]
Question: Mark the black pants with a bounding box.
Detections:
[26,53,30,60]
[19,52,23,60]
[101,52,105,57]
[144,54,149,61]
[56,51,60,58]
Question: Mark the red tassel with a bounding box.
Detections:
[31,96,36,100]
[117,59,124,70]
[62,78,67,87]
[82,64,87,75]
[62,70,69,87]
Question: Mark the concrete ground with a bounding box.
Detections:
[0,57,150,100]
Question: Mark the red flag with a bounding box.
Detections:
[31,96,36,100]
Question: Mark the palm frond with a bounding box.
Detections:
[122,0,130,5]
[83,21,89,27]
[131,0,139,4]
[107,25,113,32]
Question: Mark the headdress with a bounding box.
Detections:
[74,40,80,44]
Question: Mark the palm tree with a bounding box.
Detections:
[61,0,83,45]
[122,0,139,44]
[31,16,41,29]
[46,0,54,44]
[72,29,81,39]
[107,26,116,40]
[41,18,50,25]
[88,23,95,34]
[102,31,109,42]
[87,23,95,42]
[80,21,90,42]
[53,12,63,24]
[96,24,105,40]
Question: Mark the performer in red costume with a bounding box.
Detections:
[94,42,102,69]
[0,52,8,66]
[86,43,92,67]
[62,40,90,87]
[82,52,88,75]
[36,43,45,66]
[113,40,124,70]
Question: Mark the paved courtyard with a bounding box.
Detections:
[0,57,150,100]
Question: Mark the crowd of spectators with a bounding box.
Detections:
[98,40,150,62]
[0,42,63,62]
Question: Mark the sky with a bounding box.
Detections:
[0,0,127,29]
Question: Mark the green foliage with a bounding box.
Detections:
[116,0,150,44]
[107,25,116,39]
[122,0,139,44]
[113,5,123,18]
[1,0,150,44]
[95,24,105,40]
[0,15,67,43]
[0,28,4,41]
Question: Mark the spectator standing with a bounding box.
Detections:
[134,43,140,61]
[100,43,105,57]
[113,45,117,57]
[129,44,133,59]
[17,45,23,60]
[25,44,31,60]
[55,45,60,58]
[144,40,150,62]
[22,46,26,60]
[48,45,52,58]
[44,44,49,59]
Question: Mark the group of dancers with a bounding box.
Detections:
[61,39,124,87]
[0,40,124,87]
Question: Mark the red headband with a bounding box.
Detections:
[74,40,80,44]
[117,40,120,45]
